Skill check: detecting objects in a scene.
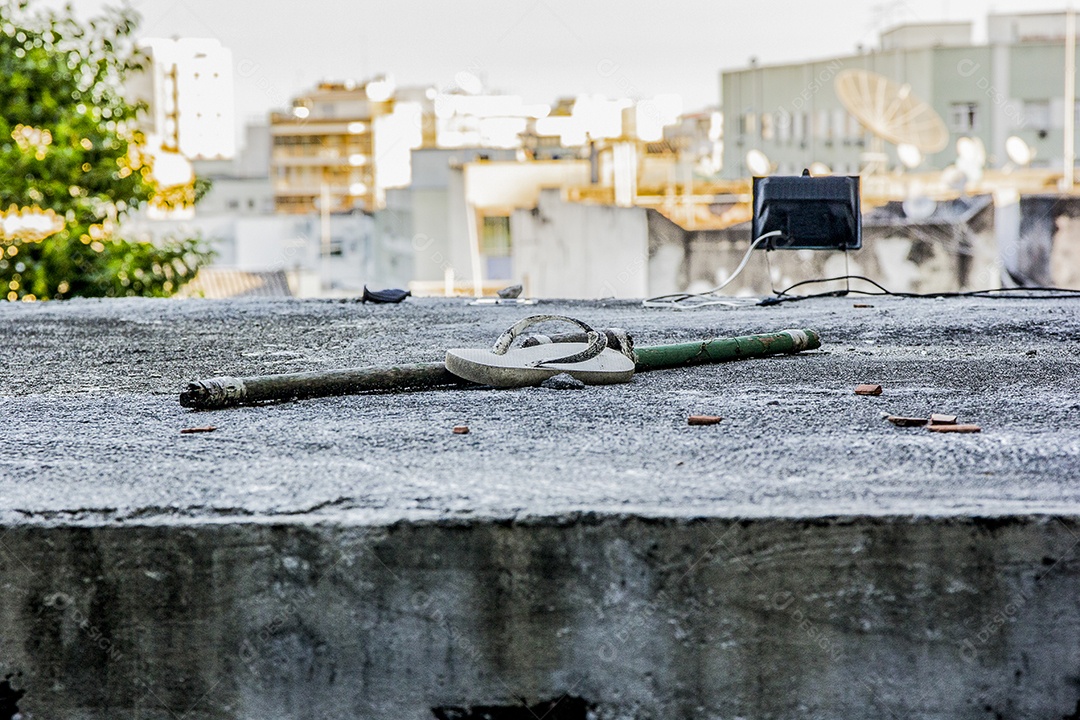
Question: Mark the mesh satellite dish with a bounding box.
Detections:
[835,69,949,173]
[1005,135,1034,166]
[745,149,772,176]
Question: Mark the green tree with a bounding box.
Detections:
[0,0,212,300]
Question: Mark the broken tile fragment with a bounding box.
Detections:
[929,413,958,425]
[688,415,723,426]
[452,425,470,435]
[853,303,874,308]
[855,384,883,396]
[928,424,981,433]
[886,416,928,427]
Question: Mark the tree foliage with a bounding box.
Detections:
[0,0,212,300]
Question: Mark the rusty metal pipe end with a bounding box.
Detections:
[179,376,247,410]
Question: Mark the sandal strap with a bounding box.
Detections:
[491,315,608,367]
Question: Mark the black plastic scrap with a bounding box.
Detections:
[362,286,411,304]
[432,695,592,720]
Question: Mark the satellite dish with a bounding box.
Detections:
[902,180,936,220]
[941,165,969,193]
[897,143,923,169]
[956,136,985,164]
[902,196,937,221]
[1005,135,1033,166]
[745,149,772,176]
[835,70,949,155]
[956,136,986,183]
[808,162,832,176]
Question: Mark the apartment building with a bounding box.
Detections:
[720,12,1079,178]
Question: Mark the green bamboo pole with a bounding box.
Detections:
[179,329,820,410]
[633,329,820,371]
[180,363,470,410]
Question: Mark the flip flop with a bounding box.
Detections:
[445,315,636,388]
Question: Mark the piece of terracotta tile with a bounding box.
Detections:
[928,424,981,433]
[887,416,928,427]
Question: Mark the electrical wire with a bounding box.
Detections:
[641,231,784,310]
[759,275,1080,306]
[642,231,1080,309]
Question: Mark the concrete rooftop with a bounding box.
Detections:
[2,296,1078,524]
[4,296,1080,719]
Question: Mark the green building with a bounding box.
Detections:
[720,12,1079,178]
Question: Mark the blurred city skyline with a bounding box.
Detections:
[62,0,1075,147]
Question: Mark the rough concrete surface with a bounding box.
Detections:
[1,296,1080,719]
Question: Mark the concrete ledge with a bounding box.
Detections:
[3,297,1080,718]
[2,515,1078,719]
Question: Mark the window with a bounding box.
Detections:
[761,112,775,141]
[274,196,315,212]
[832,110,846,141]
[847,113,862,141]
[793,112,806,142]
[480,216,511,257]
[742,112,757,136]
[776,112,791,144]
[1023,100,1050,131]
[481,216,512,280]
[815,110,830,140]
[274,135,322,146]
[949,102,979,132]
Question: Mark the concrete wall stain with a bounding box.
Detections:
[1,518,1079,718]
[0,675,26,720]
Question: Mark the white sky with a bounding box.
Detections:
[63,0,1073,145]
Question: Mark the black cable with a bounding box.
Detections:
[775,275,893,296]
[760,276,1080,306]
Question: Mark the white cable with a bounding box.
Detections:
[641,230,784,310]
